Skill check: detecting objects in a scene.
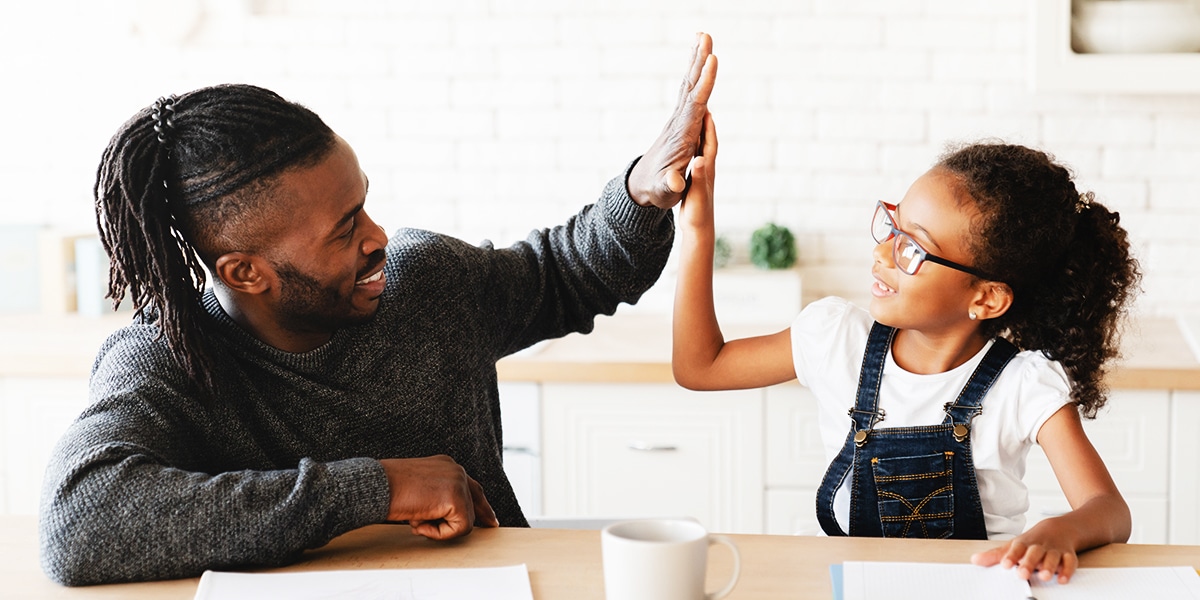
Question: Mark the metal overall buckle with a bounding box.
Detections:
[943,402,978,443]
[848,407,886,447]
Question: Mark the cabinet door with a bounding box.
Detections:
[1,377,90,514]
[1170,392,1200,544]
[765,384,825,487]
[765,488,822,536]
[1022,390,1170,544]
[541,383,763,534]
[499,382,542,517]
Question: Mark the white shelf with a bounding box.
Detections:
[1031,0,1200,94]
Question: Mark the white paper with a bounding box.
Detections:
[842,562,1032,600]
[841,562,1200,600]
[1030,566,1200,599]
[193,564,534,600]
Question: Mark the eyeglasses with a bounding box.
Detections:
[871,201,991,279]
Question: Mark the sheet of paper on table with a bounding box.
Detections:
[193,563,534,600]
[838,562,1200,600]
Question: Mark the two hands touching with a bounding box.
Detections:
[628,32,718,210]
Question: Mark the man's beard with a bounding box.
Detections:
[273,263,379,335]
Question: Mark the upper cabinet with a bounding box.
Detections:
[1031,0,1200,94]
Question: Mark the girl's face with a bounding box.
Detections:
[869,168,985,333]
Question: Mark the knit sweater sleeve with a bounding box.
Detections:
[463,159,675,354]
[38,329,392,586]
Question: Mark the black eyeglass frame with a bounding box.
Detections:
[872,200,993,280]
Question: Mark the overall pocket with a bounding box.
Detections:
[871,451,955,539]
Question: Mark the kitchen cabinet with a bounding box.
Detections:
[0,377,90,514]
[1170,392,1200,545]
[1032,0,1200,94]
[541,383,764,534]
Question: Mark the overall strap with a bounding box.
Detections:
[849,322,896,435]
[941,337,1019,441]
[815,321,895,536]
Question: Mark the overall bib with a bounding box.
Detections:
[815,322,1018,539]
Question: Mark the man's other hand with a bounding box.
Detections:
[380,455,499,540]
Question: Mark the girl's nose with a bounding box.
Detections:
[872,238,894,267]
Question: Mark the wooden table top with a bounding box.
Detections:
[5,516,1200,599]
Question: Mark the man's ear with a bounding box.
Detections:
[970,281,1013,322]
[213,252,272,295]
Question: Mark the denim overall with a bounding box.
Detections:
[815,322,1018,539]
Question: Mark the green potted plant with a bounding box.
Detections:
[749,223,797,270]
[713,234,733,269]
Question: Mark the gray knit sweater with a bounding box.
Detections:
[39,167,674,586]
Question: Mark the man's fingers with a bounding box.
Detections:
[410,518,464,540]
[681,33,713,96]
[690,54,718,106]
[469,477,499,527]
[667,169,689,195]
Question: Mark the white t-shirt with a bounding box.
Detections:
[790,297,1072,539]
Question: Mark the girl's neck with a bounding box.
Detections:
[890,327,990,375]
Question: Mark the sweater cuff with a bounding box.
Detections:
[325,457,391,533]
[605,156,672,237]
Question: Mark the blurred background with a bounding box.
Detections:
[1,0,1198,316]
[1,0,1199,530]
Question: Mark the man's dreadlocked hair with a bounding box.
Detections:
[936,142,1142,418]
[94,84,336,393]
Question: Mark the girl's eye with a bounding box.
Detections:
[900,241,920,260]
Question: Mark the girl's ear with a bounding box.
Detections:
[970,281,1013,321]
[214,252,273,295]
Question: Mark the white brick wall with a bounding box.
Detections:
[2,0,1198,316]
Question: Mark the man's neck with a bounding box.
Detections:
[213,286,333,354]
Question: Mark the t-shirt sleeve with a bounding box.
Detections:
[789,297,867,389]
[1008,352,1074,446]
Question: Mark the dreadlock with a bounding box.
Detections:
[936,142,1142,418]
[94,84,336,394]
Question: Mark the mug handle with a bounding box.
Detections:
[705,534,741,600]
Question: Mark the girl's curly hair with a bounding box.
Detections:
[937,142,1141,417]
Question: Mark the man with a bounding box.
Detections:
[39,34,717,585]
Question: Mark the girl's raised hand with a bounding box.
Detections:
[678,112,718,233]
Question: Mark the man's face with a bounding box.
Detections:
[264,135,389,336]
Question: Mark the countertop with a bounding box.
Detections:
[3,312,1199,390]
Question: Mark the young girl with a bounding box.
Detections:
[673,115,1140,584]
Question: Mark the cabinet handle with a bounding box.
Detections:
[503,445,537,455]
[627,441,678,452]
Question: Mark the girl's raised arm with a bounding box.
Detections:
[672,113,797,391]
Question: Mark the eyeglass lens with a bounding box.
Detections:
[872,204,924,275]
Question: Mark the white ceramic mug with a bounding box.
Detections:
[601,518,741,600]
